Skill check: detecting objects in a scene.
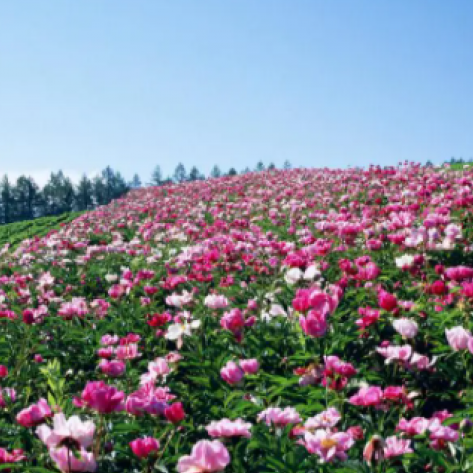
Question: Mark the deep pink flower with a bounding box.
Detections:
[239,359,259,374]
[299,310,327,337]
[16,398,52,427]
[164,402,186,424]
[130,437,160,458]
[73,381,125,414]
[220,361,244,385]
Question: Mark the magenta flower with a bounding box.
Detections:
[130,437,160,458]
[239,359,259,374]
[16,398,52,428]
[220,361,244,385]
[73,381,125,414]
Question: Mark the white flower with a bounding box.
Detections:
[105,274,118,283]
[284,268,303,285]
[303,264,321,280]
[166,320,201,348]
[395,254,415,269]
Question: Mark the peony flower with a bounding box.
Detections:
[445,326,471,351]
[99,360,126,377]
[303,429,354,463]
[130,437,160,458]
[239,359,259,374]
[349,386,383,407]
[206,418,252,438]
[36,413,95,449]
[220,361,244,385]
[49,446,97,472]
[305,408,341,430]
[257,407,302,427]
[204,294,229,310]
[164,402,186,424]
[393,318,418,339]
[299,310,327,338]
[73,381,125,414]
[284,267,303,285]
[177,440,230,473]
[16,398,52,428]
[383,436,413,459]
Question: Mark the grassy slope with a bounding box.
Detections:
[0,212,83,249]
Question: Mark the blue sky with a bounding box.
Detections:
[1,1,472,184]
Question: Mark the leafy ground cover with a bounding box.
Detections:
[0,212,82,250]
[1,165,473,472]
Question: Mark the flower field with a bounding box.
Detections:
[2,164,473,472]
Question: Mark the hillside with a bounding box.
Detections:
[1,165,473,472]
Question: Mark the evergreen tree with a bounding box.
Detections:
[130,174,142,188]
[0,175,14,224]
[13,176,39,220]
[188,166,203,181]
[92,176,107,207]
[241,167,251,174]
[255,161,265,172]
[268,162,276,170]
[227,168,238,176]
[150,166,163,186]
[283,160,292,170]
[210,165,222,178]
[75,175,94,211]
[173,163,188,183]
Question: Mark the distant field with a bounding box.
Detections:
[0,211,82,249]
[449,162,473,170]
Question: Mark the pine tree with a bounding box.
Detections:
[283,160,292,170]
[173,163,188,183]
[0,175,14,224]
[210,165,222,178]
[268,163,276,170]
[130,174,142,188]
[150,166,163,186]
[189,166,203,181]
[75,175,94,211]
[255,161,265,172]
[227,168,238,176]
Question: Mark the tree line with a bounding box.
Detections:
[0,160,292,225]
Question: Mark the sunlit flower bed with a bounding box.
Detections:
[1,164,473,472]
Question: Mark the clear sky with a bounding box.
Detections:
[1,1,472,185]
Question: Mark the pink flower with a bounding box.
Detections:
[220,309,245,339]
[0,387,16,408]
[98,360,126,377]
[130,437,160,458]
[126,384,174,417]
[446,326,471,351]
[206,418,252,438]
[239,359,259,374]
[164,402,186,424]
[204,294,229,309]
[349,386,383,407]
[378,291,397,312]
[0,366,7,378]
[100,334,119,345]
[257,407,302,427]
[36,413,95,449]
[303,429,354,463]
[299,310,327,338]
[397,417,430,436]
[73,381,125,414]
[115,343,141,360]
[16,398,52,427]
[383,436,413,459]
[305,408,341,430]
[220,361,244,385]
[376,345,412,364]
[392,318,418,339]
[177,440,230,473]
[0,448,25,466]
[49,446,97,472]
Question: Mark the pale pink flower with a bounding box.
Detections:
[305,408,341,430]
[257,407,302,427]
[177,440,230,473]
[397,417,430,436]
[204,294,229,309]
[36,413,95,449]
[392,318,418,339]
[49,447,97,472]
[303,429,354,463]
[383,436,413,459]
[206,418,252,438]
[445,326,471,351]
